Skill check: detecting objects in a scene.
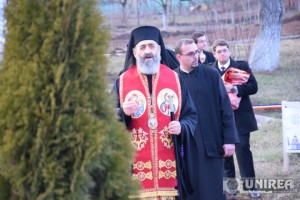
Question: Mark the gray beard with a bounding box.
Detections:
[136,54,161,75]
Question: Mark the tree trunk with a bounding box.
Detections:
[249,0,283,71]
[136,0,140,26]
[162,6,169,30]
[155,0,170,30]
[122,4,126,22]
[211,9,218,23]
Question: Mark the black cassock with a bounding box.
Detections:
[175,64,239,200]
[113,74,200,200]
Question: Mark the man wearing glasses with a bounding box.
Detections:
[192,31,215,64]
[174,38,239,200]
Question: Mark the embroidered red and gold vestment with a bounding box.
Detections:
[119,65,182,199]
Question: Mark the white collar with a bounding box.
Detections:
[218,60,230,70]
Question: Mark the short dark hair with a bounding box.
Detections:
[191,31,206,43]
[174,38,195,55]
[212,39,229,52]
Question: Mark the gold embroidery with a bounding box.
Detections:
[133,172,153,181]
[159,159,176,169]
[158,170,176,179]
[134,161,152,170]
[159,127,173,149]
[131,127,149,150]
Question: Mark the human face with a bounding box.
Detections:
[176,42,199,72]
[196,35,207,51]
[213,45,231,65]
[133,40,161,74]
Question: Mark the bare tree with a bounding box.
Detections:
[118,0,131,22]
[135,0,141,26]
[249,0,283,71]
[153,0,172,30]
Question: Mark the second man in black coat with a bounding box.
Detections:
[210,39,260,199]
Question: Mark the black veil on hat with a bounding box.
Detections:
[120,26,179,75]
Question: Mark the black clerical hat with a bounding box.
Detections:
[120,26,179,75]
[131,26,161,47]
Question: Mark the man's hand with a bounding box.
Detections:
[223,144,235,157]
[224,82,233,93]
[224,82,237,94]
[122,100,139,116]
[168,121,181,135]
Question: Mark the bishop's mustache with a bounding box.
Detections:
[143,53,154,58]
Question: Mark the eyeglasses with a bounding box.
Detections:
[180,50,200,57]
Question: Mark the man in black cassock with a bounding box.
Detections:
[174,38,239,200]
[112,26,199,199]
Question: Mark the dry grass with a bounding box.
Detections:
[228,119,300,199]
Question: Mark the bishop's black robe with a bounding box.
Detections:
[175,64,239,200]
[112,69,199,200]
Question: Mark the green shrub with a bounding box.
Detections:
[0,0,137,199]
